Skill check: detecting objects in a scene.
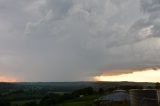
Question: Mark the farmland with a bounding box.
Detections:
[0,81,156,106]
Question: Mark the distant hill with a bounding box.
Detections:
[0,81,156,92]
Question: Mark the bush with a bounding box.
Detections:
[24,101,37,106]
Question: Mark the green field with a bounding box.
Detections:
[55,95,98,106]
[11,99,40,106]
[0,82,150,106]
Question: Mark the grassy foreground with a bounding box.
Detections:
[55,95,98,106]
[55,95,130,106]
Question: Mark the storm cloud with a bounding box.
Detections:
[0,0,160,81]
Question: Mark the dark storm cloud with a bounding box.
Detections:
[0,0,160,81]
[141,0,160,13]
[129,0,160,39]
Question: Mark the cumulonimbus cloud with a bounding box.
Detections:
[0,0,160,81]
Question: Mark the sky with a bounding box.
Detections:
[0,0,160,82]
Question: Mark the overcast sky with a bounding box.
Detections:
[0,0,160,81]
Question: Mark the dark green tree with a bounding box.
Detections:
[39,93,60,106]
[24,101,37,106]
[0,100,11,106]
[155,82,160,89]
[98,88,104,94]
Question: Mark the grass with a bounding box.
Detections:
[55,101,93,106]
[10,94,130,106]
[55,94,130,106]
[99,101,130,106]
[55,95,99,106]
[11,99,40,106]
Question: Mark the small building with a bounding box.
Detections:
[79,95,84,98]
[98,91,129,102]
[95,90,129,106]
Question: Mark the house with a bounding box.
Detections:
[95,90,129,106]
[99,91,129,102]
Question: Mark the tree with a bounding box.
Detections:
[24,101,37,106]
[0,100,11,106]
[98,88,104,94]
[39,93,60,106]
[155,82,160,89]
[72,87,94,97]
